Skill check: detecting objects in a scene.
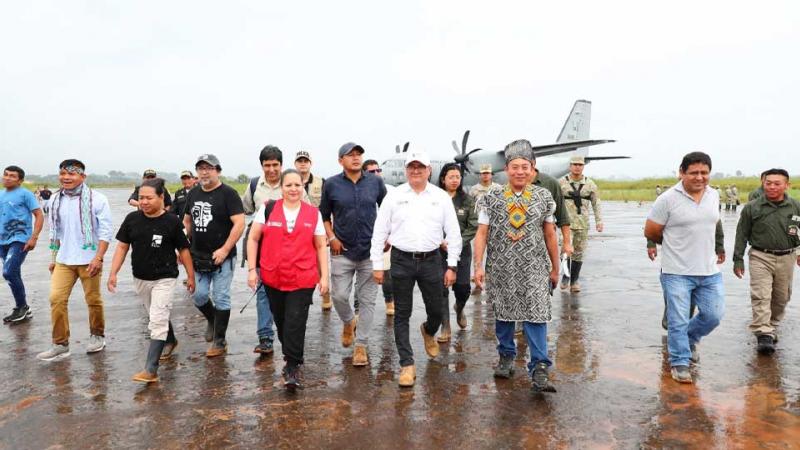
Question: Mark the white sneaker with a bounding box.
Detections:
[86,335,106,353]
[37,344,71,361]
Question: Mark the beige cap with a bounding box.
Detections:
[479,164,493,174]
[569,155,585,165]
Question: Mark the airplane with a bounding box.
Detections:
[380,99,628,186]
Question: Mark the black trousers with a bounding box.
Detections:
[382,269,393,302]
[390,248,444,367]
[266,286,314,368]
[440,246,472,321]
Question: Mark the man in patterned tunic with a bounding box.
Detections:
[473,139,561,393]
[559,155,603,292]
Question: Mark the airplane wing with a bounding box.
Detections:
[528,139,616,157]
[584,156,630,162]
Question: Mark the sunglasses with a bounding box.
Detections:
[367,168,382,173]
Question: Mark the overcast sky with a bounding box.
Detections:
[2,1,798,179]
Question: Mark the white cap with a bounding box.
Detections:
[404,151,431,167]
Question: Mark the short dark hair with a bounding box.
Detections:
[762,168,790,180]
[140,178,166,196]
[260,146,283,164]
[363,159,379,168]
[59,159,86,171]
[4,165,25,180]
[679,151,712,173]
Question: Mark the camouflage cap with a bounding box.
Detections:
[569,155,585,165]
[479,164,493,174]
[504,139,535,163]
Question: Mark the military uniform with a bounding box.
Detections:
[725,186,738,211]
[560,174,602,263]
[734,195,800,344]
[469,182,501,204]
[303,173,324,207]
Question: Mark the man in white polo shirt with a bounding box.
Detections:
[644,151,726,384]
[371,150,462,387]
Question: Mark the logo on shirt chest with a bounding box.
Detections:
[266,221,283,228]
[151,234,163,248]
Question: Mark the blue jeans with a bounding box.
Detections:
[0,242,28,308]
[496,320,552,375]
[193,257,236,311]
[256,282,274,340]
[660,272,725,367]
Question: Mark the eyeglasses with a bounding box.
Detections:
[196,166,216,172]
[367,168,382,173]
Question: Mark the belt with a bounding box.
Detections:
[752,246,796,256]
[393,248,439,260]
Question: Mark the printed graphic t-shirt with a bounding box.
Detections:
[116,211,190,280]
[0,188,40,245]
[183,183,245,259]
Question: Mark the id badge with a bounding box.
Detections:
[789,225,799,237]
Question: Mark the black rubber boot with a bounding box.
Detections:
[212,309,231,349]
[145,339,166,374]
[197,302,215,342]
[569,261,583,285]
[166,321,177,344]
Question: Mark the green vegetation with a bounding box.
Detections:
[596,177,800,202]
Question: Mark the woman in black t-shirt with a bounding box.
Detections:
[108,179,195,384]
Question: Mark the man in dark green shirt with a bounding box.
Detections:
[532,168,572,256]
[733,168,800,355]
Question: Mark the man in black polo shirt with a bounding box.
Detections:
[319,142,387,367]
[129,169,172,210]
[170,170,195,217]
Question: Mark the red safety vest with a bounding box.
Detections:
[259,199,320,291]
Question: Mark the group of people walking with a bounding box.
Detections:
[1,143,797,392]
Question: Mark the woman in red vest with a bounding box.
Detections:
[246,169,329,392]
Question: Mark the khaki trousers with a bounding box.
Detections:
[133,278,177,341]
[49,263,105,345]
[749,249,796,337]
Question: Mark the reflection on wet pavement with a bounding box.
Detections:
[0,190,798,448]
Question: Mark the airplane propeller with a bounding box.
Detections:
[452,130,481,172]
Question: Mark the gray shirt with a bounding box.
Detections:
[647,181,721,276]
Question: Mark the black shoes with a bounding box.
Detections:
[531,362,556,393]
[253,337,274,355]
[3,305,32,323]
[756,334,775,355]
[670,365,693,384]
[690,344,700,364]
[493,355,515,379]
[283,365,304,392]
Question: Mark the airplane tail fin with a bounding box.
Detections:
[556,100,591,143]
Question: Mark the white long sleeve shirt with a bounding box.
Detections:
[370,182,462,270]
[54,190,114,265]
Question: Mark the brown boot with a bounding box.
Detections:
[131,371,158,383]
[341,317,357,348]
[321,292,333,310]
[206,342,227,358]
[437,322,451,343]
[398,365,416,387]
[385,301,395,316]
[352,344,368,367]
[420,323,439,358]
[570,282,581,293]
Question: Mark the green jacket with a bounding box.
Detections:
[452,191,478,248]
[748,186,764,202]
[733,195,800,270]
[534,170,569,228]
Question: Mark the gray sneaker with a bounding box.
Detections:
[690,344,700,364]
[671,365,693,384]
[37,344,71,361]
[86,335,106,353]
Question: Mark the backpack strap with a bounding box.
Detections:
[249,176,260,198]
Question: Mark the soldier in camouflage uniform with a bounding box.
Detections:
[468,164,501,204]
[559,156,603,292]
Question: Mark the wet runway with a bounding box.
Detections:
[1,189,799,449]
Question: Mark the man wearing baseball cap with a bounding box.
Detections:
[469,164,501,204]
[558,155,603,292]
[129,169,172,210]
[170,170,196,217]
[370,149,461,387]
[182,154,245,357]
[294,150,325,207]
[320,142,387,367]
